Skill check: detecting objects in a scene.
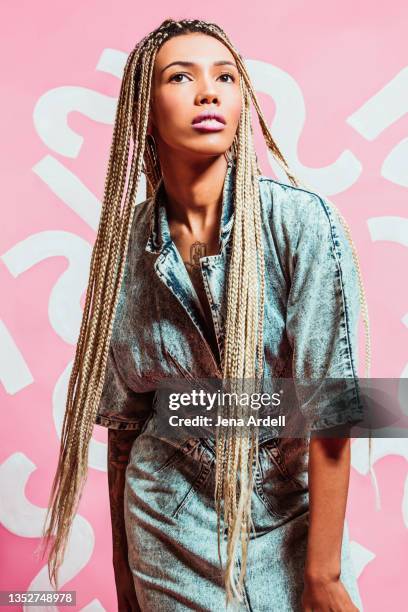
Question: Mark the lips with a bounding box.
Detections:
[192,111,226,125]
[191,111,226,132]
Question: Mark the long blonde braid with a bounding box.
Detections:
[36,17,373,605]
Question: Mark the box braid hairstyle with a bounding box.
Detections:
[37,17,374,606]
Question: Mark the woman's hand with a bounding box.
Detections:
[301,573,360,612]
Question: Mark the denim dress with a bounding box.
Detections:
[95,161,365,611]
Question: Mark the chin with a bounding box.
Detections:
[183,143,232,159]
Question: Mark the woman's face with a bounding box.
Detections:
[148,32,242,163]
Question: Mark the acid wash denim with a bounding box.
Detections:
[95,160,365,611]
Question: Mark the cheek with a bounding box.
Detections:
[226,92,242,127]
[233,98,243,123]
[154,90,188,129]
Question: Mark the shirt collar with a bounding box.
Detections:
[144,160,236,254]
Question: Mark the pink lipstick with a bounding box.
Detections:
[192,110,226,133]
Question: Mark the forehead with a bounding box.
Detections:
[154,32,235,69]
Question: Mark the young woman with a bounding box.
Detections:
[39,18,373,612]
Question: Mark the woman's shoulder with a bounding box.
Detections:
[128,194,155,239]
[134,194,155,220]
[258,173,341,252]
[259,175,333,224]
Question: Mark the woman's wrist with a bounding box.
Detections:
[304,560,341,585]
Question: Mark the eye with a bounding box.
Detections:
[169,73,190,83]
[168,72,236,84]
[218,73,235,83]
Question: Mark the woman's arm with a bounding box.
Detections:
[107,428,141,612]
[281,190,365,610]
[302,432,359,611]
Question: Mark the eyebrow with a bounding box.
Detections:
[160,60,238,75]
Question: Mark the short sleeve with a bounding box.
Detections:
[285,192,365,431]
[94,344,154,431]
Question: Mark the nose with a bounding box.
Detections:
[196,92,219,105]
[195,76,220,106]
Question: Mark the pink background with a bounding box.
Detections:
[1,1,408,610]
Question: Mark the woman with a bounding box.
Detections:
[39,18,373,612]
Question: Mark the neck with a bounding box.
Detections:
[158,152,228,232]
